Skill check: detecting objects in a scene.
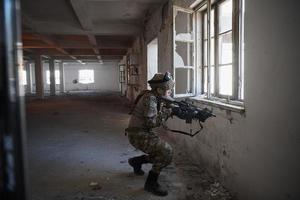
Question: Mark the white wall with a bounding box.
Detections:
[167,1,300,199]
[147,38,158,83]
[63,62,119,92]
[128,0,300,199]
[25,62,120,94]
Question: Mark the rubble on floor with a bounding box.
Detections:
[172,150,237,200]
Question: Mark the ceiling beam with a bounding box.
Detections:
[34,48,126,56]
[87,34,102,63]
[22,14,84,64]
[70,0,104,63]
[22,42,130,49]
[70,0,93,31]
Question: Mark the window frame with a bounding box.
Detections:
[172,0,244,106]
[172,6,197,98]
[199,0,241,101]
[78,69,94,84]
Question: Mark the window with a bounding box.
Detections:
[147,38,158,89]
[79,69,94,84]
[173,6,195,97]
[46,70,60,84]
[173,0,244,103]
[119,65,125,83]
[200,0,244,101]
[20,69,27,85]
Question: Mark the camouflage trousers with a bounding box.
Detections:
[127,128,173,173]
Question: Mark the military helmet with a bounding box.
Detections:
[148,72,175,90]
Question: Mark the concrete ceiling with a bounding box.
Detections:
[22,0,166,63]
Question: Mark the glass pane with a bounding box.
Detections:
[219,0,232,33]
[175,41,194,67]
[219,31,232,64]
[211,38,215,65]
[211,9,215,37]
[79,69,94,84]
[30,64,36,93]
[175,10,193,41]
[203,66,214,94]
[203,38,214,66]
[203,67,207,93]
[21,70,27,85]
[46,70,60,84]
[219,65,232,96]
[203,9,214,39]
[175,68,194,94]
[46,70,50,84]
[203,13,207,39]
[210,66,215,94]
[120,65,125,71]
[55,70,60,84]
[203,40,207,66]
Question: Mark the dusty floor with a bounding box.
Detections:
[26,92,235,200]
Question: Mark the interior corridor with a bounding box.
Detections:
[1,0,300,199]
[26,93,233,200]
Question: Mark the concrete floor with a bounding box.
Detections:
[26,92,235,200]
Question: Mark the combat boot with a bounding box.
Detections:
[144,170,168,196]
[128,155,148,175]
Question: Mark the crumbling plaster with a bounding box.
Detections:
[125,0,173,101]
[126,0,300,200]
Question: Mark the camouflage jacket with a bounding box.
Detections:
[128,90,164,130]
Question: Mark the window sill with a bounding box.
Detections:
[188,96,245,114]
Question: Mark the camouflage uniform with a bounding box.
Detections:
[127,91,173,174]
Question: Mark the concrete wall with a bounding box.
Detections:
[26,62,120,94]
[63,62,119,92]
[127,0,300,199]
[125,0,173,101]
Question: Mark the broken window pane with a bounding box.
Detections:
[174,41,194,67]
[173,7,195,96]
[219,0,232,33]
[219,32,232,64]
[219,65,232,96]
[175,68,194,94]
[175,10,193,41]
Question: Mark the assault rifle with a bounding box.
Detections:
[159,96,215,137]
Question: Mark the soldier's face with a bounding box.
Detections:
[165,89,172,96]
[157,88,172,97]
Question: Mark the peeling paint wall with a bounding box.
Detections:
[127,0,300,199]
[125,0,173,101]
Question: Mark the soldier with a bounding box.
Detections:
[125,72,174,196]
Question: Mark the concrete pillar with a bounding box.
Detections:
[34,55,44,98]
[49,59,56,96]
[25,61,32,94]
[59,61,65,93]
